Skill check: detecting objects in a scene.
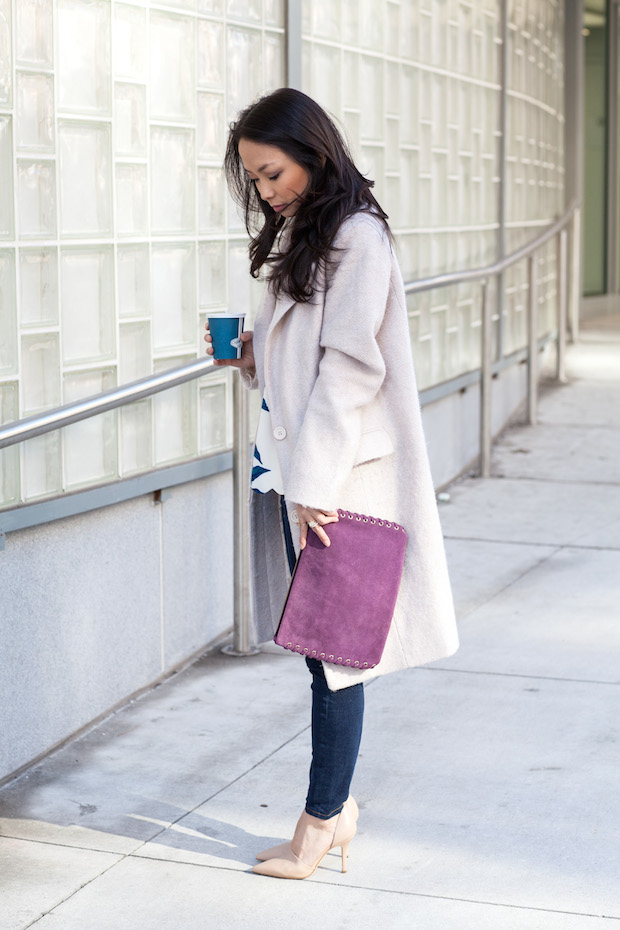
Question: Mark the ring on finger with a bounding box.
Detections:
[308,519,319,528]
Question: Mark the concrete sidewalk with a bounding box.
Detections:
[1,327,619,930]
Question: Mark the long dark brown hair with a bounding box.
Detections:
[224,88,391,303]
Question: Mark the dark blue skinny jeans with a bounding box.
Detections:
[281,496,365,820]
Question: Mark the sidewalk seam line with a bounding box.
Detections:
[99,853,620,922]
[444,535,619,551]
[421,667,620,686]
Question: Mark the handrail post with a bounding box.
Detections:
[556,228,568,383]
[568,206,581,343]
[479,278,492,478]
[527,254,538,426]
[222,372,259,657]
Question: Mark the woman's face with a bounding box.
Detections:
[238,139,310,217]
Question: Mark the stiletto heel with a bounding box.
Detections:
[252,802,357,879]
[255,795,358,862]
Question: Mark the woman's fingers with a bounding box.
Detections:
[296,508,339,549]
[203,325,255,370]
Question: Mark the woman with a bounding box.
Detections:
[205,88,458,880]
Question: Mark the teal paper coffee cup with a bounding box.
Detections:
[208,313,246,360]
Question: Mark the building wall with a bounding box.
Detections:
[0,471,232,781]
[0,0,568,782]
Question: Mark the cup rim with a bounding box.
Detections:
[207,311,246,318]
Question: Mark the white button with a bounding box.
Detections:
[273,426,287,440]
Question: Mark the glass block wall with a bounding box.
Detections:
[0,0,284,508]
[503,0,565,355]
[302,0,565,388]
[0,0,565,510]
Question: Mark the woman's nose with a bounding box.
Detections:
[257,180,275,202]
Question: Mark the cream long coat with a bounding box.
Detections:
[240,211,458,691]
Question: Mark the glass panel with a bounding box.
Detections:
[198,0,223,13]
[153,357,196,465]
[119,321,151,382]
[311,0,340,39]
[150,128,195,234]
[116,164,148,237]
[265,0,285,27]
[343,52,359,110]
[198,167,225,233]
[63,369,117,489]
[198,241,226,308]
[114,3,147,82]
[60,248,115,363]
[200,381,227,453]
[227,0,261,22]
[400,65,417,146]
[0,117,14,237]
[359,0,382,50]
[19,249,58,327]
[0,383,19,506]
[17,160,57,238]
[16,0,53,67]
[58,121,112,236]
[23,432,62,500]
[197,93,224,160]
[150,11,195,122]
[21,332,60,412]
[341,0,358,45]
[120,400,152,475]
[159,0,196,10]
[227,241,253,316]
[227,27,262,120]
[0,249,17,375]
[198,20,224,88]
[384,175,401,229]
[311,42,341,116]
[385,118,400,173]
[16,72,54,151]
[264,32,285,91]
[115,83,146,156]
[57,0,111,114]
[386,1,400,57]
[117,245,150,318]
[0,0,11,105]
[151,244,196,351]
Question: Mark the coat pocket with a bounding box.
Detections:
[353,427,394,466]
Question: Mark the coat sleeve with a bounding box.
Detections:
[285,215,393,510]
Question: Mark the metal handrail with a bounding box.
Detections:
[0,201,580,659]
[403,202,579,477]
[0,357,217,450]
[404,204,577,295]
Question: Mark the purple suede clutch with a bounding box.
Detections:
[274,509,407,669]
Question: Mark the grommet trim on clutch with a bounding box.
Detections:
[336,508,405,533]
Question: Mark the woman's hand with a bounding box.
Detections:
[204,325,256,372]
[293,505,340,549]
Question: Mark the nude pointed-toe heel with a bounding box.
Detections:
[255,796,359,862]
[252,803,357,880]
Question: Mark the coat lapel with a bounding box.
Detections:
[270,291,296,330]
